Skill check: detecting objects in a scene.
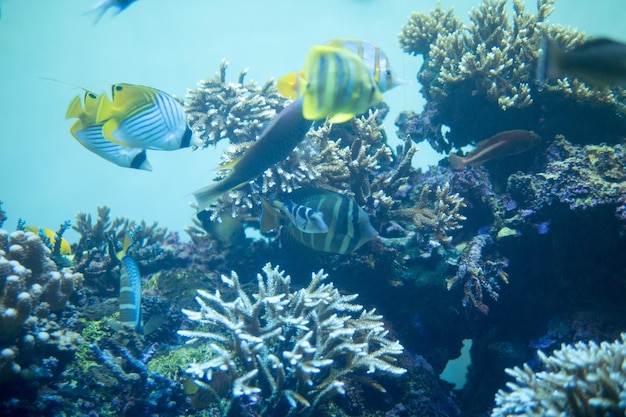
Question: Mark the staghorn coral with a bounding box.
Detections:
[185,59,286,148]
[491,333,626,417]
[178,263,406,416]
[397,0,626,153]
[0,229,83,383]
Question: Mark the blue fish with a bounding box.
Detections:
[117,235,142,332]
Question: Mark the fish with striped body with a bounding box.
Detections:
[261,188,378,254]
[66,91,152,171]
[279,45,383,123]
[449,130,541,170]
[277,39,402,108]
[117,235,142,332]
[326,38,406,93]
[193,98,313,211]
[96,83,200,151]
[261,198,329,234]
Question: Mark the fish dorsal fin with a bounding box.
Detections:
[574,37,624,52]
[116,234,133,260]
[65,95,85,120]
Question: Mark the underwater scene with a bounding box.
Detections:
[2,0,626,416]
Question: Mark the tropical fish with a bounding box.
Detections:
[96,83,200,151]
[449,130,541,170]
[66,92,152,171]
[302,45,382,123]
[85,0,138,24]
[193,98,313,211]
[196,210,246,245]
[326,38,406,93]
[261,198,329,234]
[537,37,626,88]
[261,188,378,254]
[117,235,142,332]
[24,226,72,255]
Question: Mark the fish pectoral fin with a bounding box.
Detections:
[328,113,354,124]
[65,95,84,120]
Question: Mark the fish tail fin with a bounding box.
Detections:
[65,95,84,120]
[193,183,229,212]
[449,152,467,170]
[536,36,564,84]
[260,198,282,233]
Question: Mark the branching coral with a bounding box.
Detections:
[492,333,626,416]
[178,263,406,416]
[397,0,626,152]
[446,234,508,315]
[185,59,286,148]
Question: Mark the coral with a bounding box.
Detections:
[446,234,508,315]
[0,229,83,384]
[491,333,626,417]
[178,263,406,416]
[508,135,626,218]
[185,59,286,148]
[397,0,626,153]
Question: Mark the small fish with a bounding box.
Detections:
[449,130,541,170]
[85,0,138,24]
[537,37,626,88]
[326,38,406,93]
[96,83,200,151]
[261,198,329,234]
[196,210,246,245]
[261,188,378,254]
[193,98,313,211]
[117,235,142,332]
[24,226,72,255]
[66,92,152,171]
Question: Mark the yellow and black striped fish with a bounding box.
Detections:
[193,98,313,212]
[66,91,152,171]
[261,188,378,254]
[96,83,201,151]
[301,45,383,123]
[117,235,142,332]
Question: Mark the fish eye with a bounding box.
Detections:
[88,93,97,99]
[115,85,123,91]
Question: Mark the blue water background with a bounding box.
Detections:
[0,0,624,241]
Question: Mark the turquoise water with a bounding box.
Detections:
[1,0,622,238]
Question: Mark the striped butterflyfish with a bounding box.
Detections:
[66,92,152,170]
[261,188,378,254]
[325,38,407,93]
[302,45,382,123]
[277,39,403,105]
[116,235,142,332]
[192,98,313,212]
[96,83,201,151]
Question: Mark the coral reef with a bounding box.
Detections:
[185,59,286,148]
[508,135,626,218]
[397,0,626,153]
[178,263,406,416]
[492,333,626,417]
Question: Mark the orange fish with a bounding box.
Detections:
[449,130,541,170]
